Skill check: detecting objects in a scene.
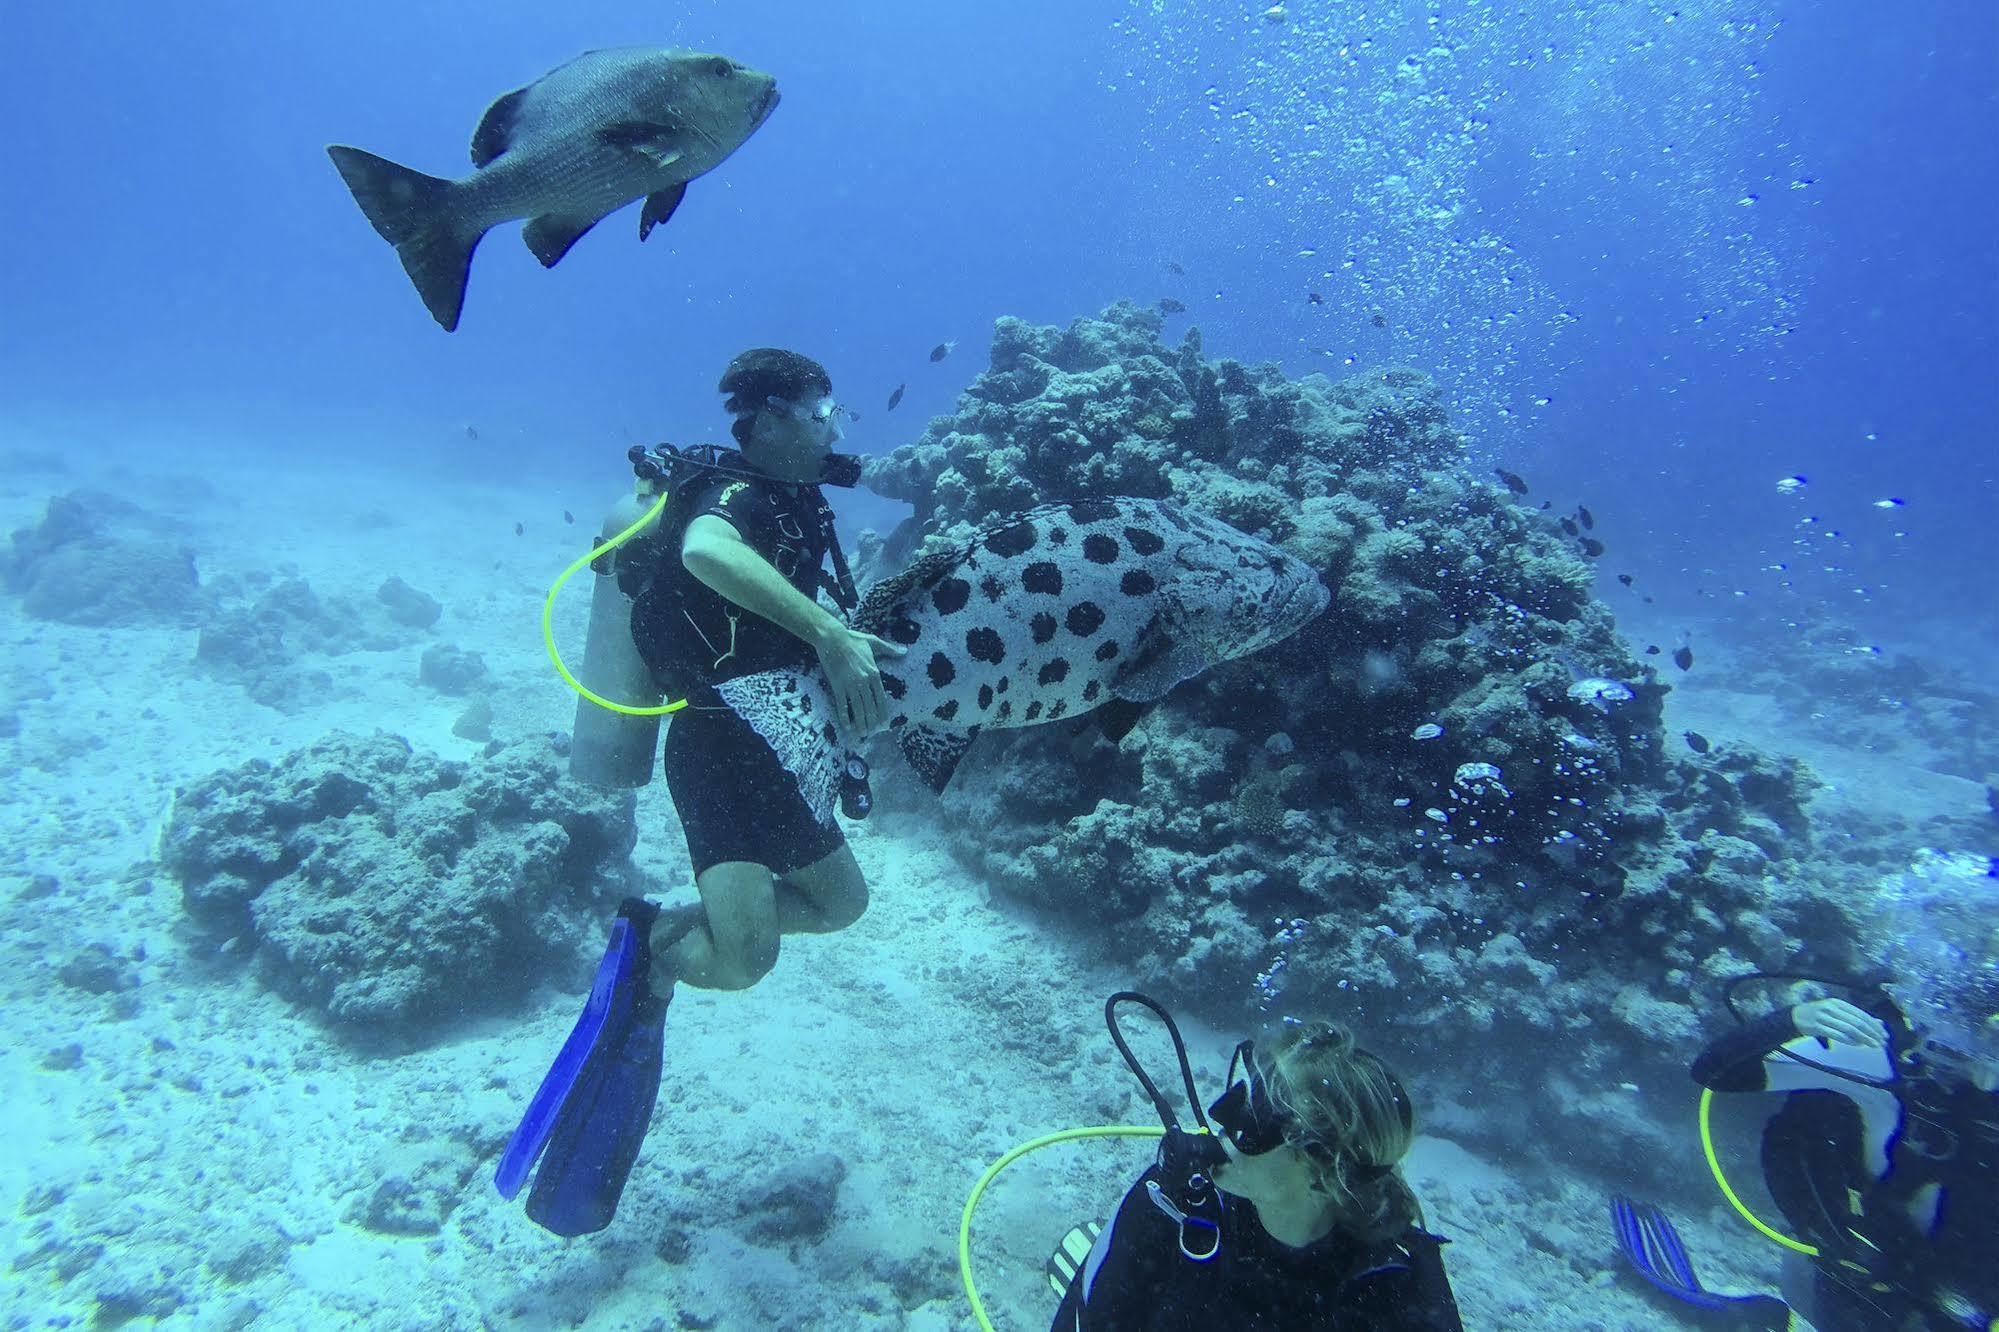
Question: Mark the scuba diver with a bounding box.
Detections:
[492,348,903,1236]
[1615,853,1999,1331]
[1045,1004,1463,1331]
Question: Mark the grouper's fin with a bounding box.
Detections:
[523,211,613,268]
[1109,611,1211,703]
[327,145,486,332]
[713,670,848,825]
[596,121,686,170]
[853,545,974,635]
[898,724,980,793]
[639,184,687,241]
[1094,698,1149,743]
[470,86,529,167]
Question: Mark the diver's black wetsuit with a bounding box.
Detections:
[1692,996,1999,1330]
[629,467,846,876]
[1050,1165,1463,1332]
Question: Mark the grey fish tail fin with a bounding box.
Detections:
[326,145,482,331]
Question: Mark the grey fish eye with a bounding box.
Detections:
[711,59,733,78]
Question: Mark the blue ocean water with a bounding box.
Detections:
[3,2,1996,1329]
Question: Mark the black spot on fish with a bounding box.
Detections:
[1066,601,1105,636]
[1048,700,1067,720]
[887,384,905,411]
[891,713,906,728]
[1121,569,1156,596]
[1673,645,1694,671]
[978,684,994,710]
[1577,505,1595,530]
[980,574,1008,603]
[821,723,839,745]
[1048,527,1068,545]
[1083,679,1102,703]
[1082,533,1120,564]
[1579,537,1605,558]
[1156,507,1192,533]
[1023,562,1064,595]
[882,673,906,699]
[1494,469,1529,495]
[986,523,1037,558]
[932,577,971,615]
[887,616,922,645]
[966,627,1005,664]
[933,699,959,721]
[1095,640,1121,662]
[1025,701,1043,721]
[926,652,956,688]
[1068,499,1119,525]
[996,700,1012,721]
[1038,659,1070,685]
[1124,526,1165,557]
[1684,730,1711,754]
[1031,611,1058,644]
[996,675,1009,694]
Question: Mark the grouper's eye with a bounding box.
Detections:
[710,59,733,78]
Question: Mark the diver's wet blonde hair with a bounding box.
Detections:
[1259,1022,1421,1245]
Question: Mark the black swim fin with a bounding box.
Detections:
[496,898,668,1237]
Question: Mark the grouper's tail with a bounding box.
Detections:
[326,145,486,331]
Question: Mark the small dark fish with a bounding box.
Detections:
[1645,645,1661,655]
[1494,468,1529,495]
[1370,311,1387,328]
[563,510,575,524]
[515,522,525,536]
[1539,500,1551,510]
[929,341,955,362]
[1168,261,1186,275]
[1673,645,1694,671]
[1577,505,1595,530]
[1307,292,1324,306]
[1560,517,1579,536]
[847,408,861,423]
[1617,573,1633,587]
[1158,297,1187,314]
[887,384,905,411]
[1579,537,1605,558]
[1643,595,1655,604]
[1684,730,1711,754]
[464,424,480,440]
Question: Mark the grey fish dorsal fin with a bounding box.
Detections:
[897,724,980,793]
[471,86,530,167]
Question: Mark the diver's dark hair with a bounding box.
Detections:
[719,348,832,444]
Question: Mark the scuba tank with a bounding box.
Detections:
[567,488,669,788]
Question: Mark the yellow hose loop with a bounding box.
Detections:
[959,1125,1168,1332]
[1700,1087,1819,1257]
[541,490,687,716]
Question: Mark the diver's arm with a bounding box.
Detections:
[683,514,845,649]
[1690,1009,1798,1092]
[682,516,904,733]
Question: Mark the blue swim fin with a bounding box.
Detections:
[1610,1197,1791,1328]
[496,898,667,1237]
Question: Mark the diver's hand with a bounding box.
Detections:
[813,626,906,736]
[1793,998,1887,1048]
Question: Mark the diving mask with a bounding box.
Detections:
[1205,1038,1412,1176]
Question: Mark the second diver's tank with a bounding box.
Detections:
[569,490,666,788]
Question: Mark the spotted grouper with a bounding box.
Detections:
[715,497,1330,823]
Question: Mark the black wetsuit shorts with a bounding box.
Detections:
[663,701,845,878]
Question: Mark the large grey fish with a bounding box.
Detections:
[327,47,780,331]
[716,497,1330,823]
